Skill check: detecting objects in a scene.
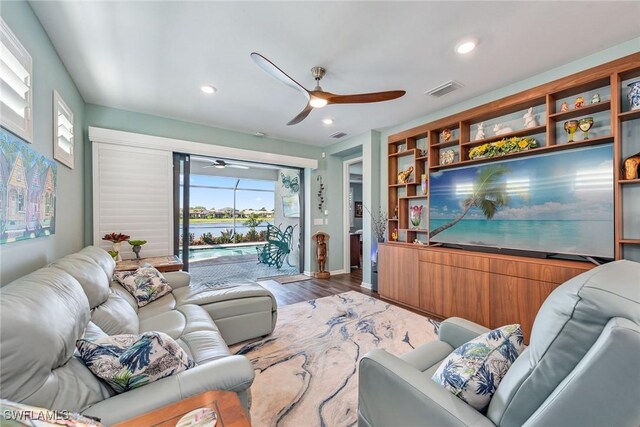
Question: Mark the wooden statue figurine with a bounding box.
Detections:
[398,166,414,184]
[312,232,330,279]
[624,152,640,180]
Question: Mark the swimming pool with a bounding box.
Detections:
[185,244,266,262]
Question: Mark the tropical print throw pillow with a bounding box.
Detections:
[432,324,525,412]
[114,264,172,307]
[77,331,195,393]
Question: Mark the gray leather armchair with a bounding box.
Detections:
[359,259,640,427]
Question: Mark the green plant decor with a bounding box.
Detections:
[128,240,147,246]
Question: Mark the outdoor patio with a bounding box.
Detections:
[188,253,299,287]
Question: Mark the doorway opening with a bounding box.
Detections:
[343,158,363,273]
[174,154,303,285]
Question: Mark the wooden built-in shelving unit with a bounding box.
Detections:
[381,53,640,337]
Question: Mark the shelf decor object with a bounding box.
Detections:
[591,93,601,103]
[628,80,640,110]
[493,123,513,136]
[563,120,579,143]
[440,149,456,165]
[475,122,485,140]
[103,232,130,262]
[469,137,537,160]
[624,152,640,180]
[442,129,452,142]
[421,174,428,195]
[560,102,570,112]
[398,165,414,184]
[409,205,423,228]
[128,239,147,259]
[575,96,585,108]
[578,117,594,140]
[523,107,537,128]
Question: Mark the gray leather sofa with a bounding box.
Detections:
[359,259,640,427]
[0,246,277,425]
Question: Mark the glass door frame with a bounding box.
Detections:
[173,153,190,271]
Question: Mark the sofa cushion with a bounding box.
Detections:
[0,267,109,411]
[173,281,274,307]
[51,253,110,309]
[79,246,116,282]
[432,324,525,412]
[136,292,177,320]
[76,332,195,393]
[139,305,231,364]
[91,291,140,335]
[114,265,172,307]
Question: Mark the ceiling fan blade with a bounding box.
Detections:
[227,164,250,170]
[287,103,314,126]
[325,90,406,104]
[251,52,310,101]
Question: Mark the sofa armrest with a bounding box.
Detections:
[163,271,191,289]
[439,317,490,349]
[359,349,495,427]
[83,355,253,425]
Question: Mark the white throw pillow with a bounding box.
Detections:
[113,264,172,307]
[77,331,195,393]
[432,324,525,412]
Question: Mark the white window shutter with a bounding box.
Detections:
[93,143,173,259]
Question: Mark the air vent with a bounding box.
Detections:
[425,80,463,97]
[330,131,347,139]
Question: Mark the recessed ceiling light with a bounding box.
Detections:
[201,85,216,94]
[455,39,477,55]
[254,131,266,137]
[322,118,334,125]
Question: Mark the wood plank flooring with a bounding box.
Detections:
[258,267,374,306]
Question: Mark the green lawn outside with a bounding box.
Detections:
[180,217,272,224]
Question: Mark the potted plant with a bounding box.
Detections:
[102,233,130,262]
[128,239,147,259]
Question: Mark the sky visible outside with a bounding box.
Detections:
[188,175,275,210]
[429,144,614,221]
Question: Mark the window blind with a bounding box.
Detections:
[93,143,173,259]
[0,18,32,142]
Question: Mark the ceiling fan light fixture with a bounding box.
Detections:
[201,85,216,94]
[310,97,328,108]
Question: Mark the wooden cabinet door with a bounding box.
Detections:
[378,245,419,306]
[424,263,490,326]
[489,273,558,343]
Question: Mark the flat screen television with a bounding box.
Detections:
[429,144,614,259]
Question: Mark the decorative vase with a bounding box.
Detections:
[112,242,122,262]
[409,205,423,228]
[421,174,427,195]
[578,117,594,140]
[628,81,640,111]
[132,245,142,259]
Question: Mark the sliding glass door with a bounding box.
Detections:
[173,153,190,270]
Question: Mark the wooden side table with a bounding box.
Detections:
[115,255,183,273]
[113,390,250,427]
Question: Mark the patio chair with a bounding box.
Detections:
[257,224,296,269]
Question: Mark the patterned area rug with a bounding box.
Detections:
[230,291,439,427]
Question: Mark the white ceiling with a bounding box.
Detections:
[30,1,639,147]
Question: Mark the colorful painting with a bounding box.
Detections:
[0,127,57,244]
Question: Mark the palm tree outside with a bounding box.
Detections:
[429,165,510,239]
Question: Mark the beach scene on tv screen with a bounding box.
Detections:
[429,144,614,259]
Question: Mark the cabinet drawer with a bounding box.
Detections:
[489,259,592,283]
[418,250,490,272]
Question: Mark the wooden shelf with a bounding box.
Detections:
[548,101,610,121]
[416,155,428,161]
[619,109,640,122]
[388,218,399,221]
[620,239,640,245]
[389,149,416,158]
[619,178,640,185]
[463,125,546,146]
[431,135,614,171]
[399,195,428,200]
[388,183,407,188]
[431,139,459,149]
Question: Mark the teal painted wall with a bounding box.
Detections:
[0,1,86,285]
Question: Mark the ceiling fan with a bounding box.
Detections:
[202,159,249,170]
[250,52,406,125]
